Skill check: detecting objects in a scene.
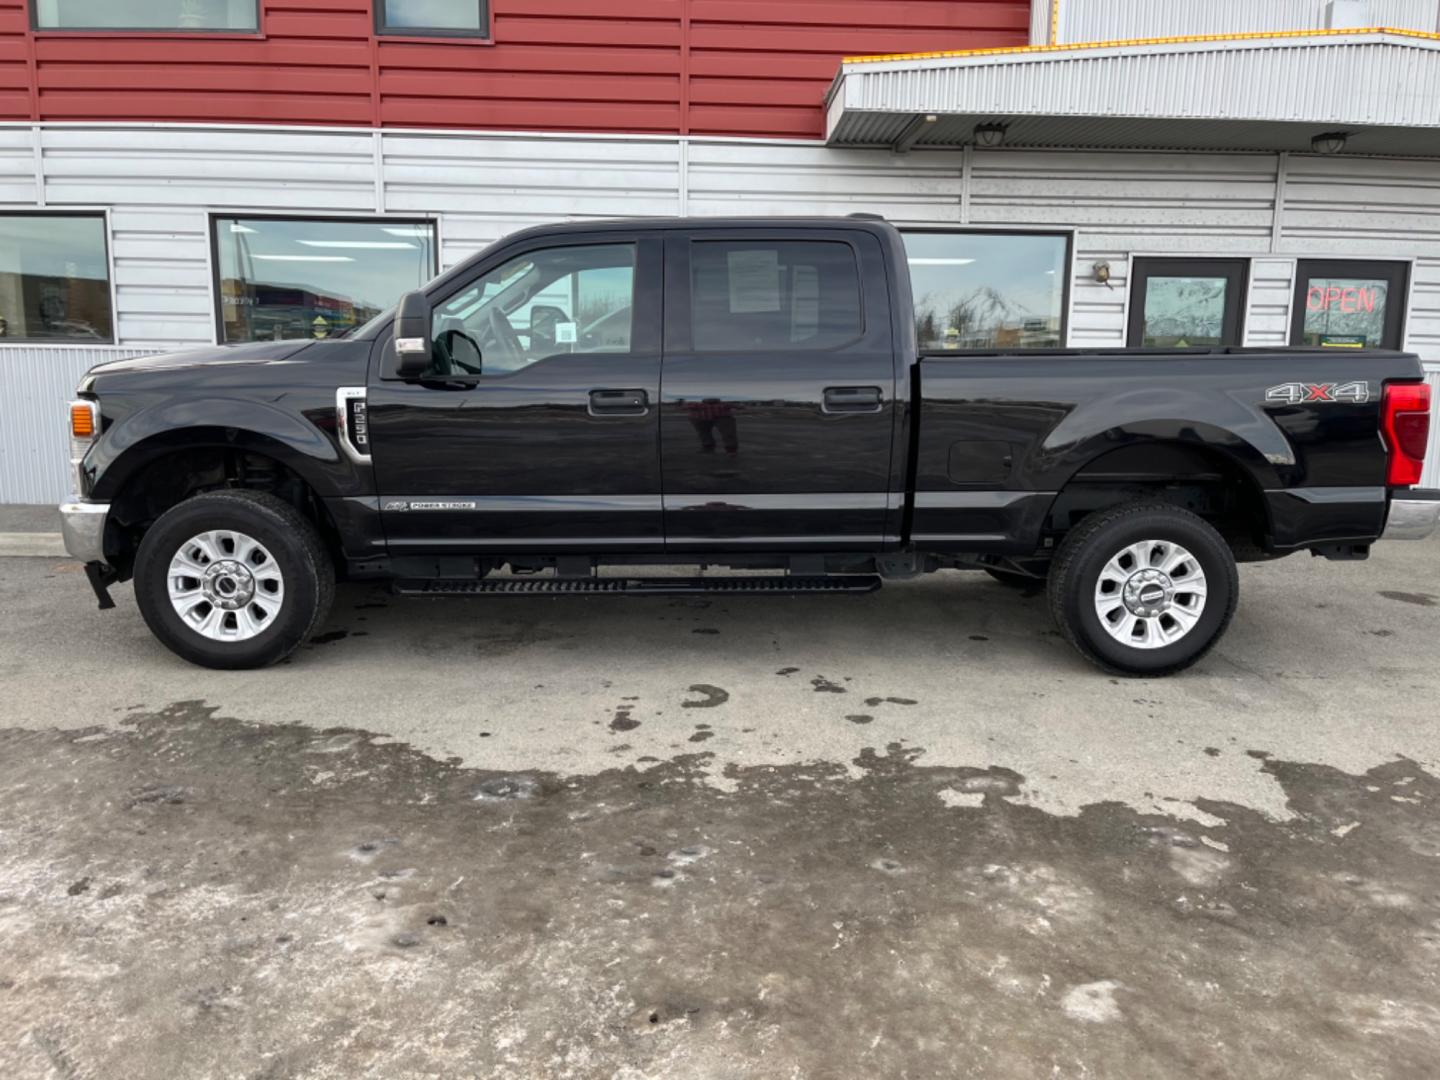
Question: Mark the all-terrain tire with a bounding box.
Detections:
[133,490,334,670]
[1047,501,1239,677]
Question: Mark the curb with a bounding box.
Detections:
[0,532,69,558]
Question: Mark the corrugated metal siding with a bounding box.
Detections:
[0,0,1029,140]
[0,347,152,504]
[830,35,1440,142]
[686,140,965,218]
[4,125,1440,501]
[1059,0,1440,44]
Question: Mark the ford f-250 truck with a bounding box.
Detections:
[60,217,1437,675]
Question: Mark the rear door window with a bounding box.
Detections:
[688,240,862,352]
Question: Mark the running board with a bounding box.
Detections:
[394,575,882,597]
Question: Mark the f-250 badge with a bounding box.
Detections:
[1265,381,1369,406]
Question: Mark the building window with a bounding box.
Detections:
[1129,258,1249,348]
[688,241,863,353]
[0,213,113,343]
[212,217,437,344]
[33,0,260,31]
[903,231,1069,351]
[377,0,489,36]
[1291,260,1408,350]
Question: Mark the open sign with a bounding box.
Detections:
[1307,285,1381,315]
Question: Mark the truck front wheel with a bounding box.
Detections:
[133,490,335,670]
[1048,501,1238,676]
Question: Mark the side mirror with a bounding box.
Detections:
[394,290,432,378]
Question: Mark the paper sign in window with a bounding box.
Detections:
[727,249,781,313]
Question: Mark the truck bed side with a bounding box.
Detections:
[911,348,1426,554]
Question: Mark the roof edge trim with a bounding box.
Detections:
[842,25,1440,66]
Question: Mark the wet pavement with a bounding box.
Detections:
[1,543,1439,1078]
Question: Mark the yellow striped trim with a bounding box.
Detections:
[1050,0,1061,47]
[843,26,1440,65]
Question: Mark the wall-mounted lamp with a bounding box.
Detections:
[974,122,1009,149]
[1311,131,1348,155]
[1092,261,1113,290]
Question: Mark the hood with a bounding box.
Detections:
[86,339,317,379]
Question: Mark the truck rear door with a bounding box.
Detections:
[660,228,900,550]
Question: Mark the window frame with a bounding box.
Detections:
[900,227,1075,352]
[1127,256,1250,349]
[30,0,262,34]
[1289,258,1410,351]
[428,240,642,378]
[682,235,869,355]
[374,0,492,39]
[379,231,662,380]
[0,208,116,346]
[208,212,440,347]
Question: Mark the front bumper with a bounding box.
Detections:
[1382,492,1440,541]
[59,500,110,563]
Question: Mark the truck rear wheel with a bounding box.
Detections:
[133,490,334,670]
[1048,501,1238,676]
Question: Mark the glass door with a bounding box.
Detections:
[1290,260,1408,350]
[1128,258,1249,348]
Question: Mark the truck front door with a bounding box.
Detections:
[660,229,901,551]
[366,233,663,554]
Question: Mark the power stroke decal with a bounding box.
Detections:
[1265,381,1370,406]
[382,501,479,513]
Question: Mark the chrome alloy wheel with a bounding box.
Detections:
[167,530,285,642]
[1093,539,1208,650]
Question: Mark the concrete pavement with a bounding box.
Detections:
[1,543,1438,1078]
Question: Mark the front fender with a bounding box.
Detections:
[88,396,365,502]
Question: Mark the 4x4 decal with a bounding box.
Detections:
[1265,381,1370,406]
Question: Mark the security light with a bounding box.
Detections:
[1311,132,1348,155]
[974,122,1009,148]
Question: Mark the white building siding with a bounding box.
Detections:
[2,123,1440,500]
[1057,0,1440,44]
[0,347,153,505]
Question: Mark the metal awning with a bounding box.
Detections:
[826,30,1440,156]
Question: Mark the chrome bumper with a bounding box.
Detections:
[1382,494,1440,541]
[59,501,110,563]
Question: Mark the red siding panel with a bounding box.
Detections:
[0,0,1029,138]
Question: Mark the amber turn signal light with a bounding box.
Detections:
[70,401,97,439]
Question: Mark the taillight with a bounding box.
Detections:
[1381,382,1431,487]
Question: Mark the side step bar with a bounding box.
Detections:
[394,575,882,597]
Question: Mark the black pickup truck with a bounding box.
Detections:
[61,217,1436,675]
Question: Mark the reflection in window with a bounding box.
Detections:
[904,232,1067,350]
[1141,276,1230,347]
[379,0,487,32]
[213,217,436,344]
[34,0,259,30]
[689,241,862,352]
[430,244,635,376]
[1298,277,1390,348]
[0,214,112,343]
